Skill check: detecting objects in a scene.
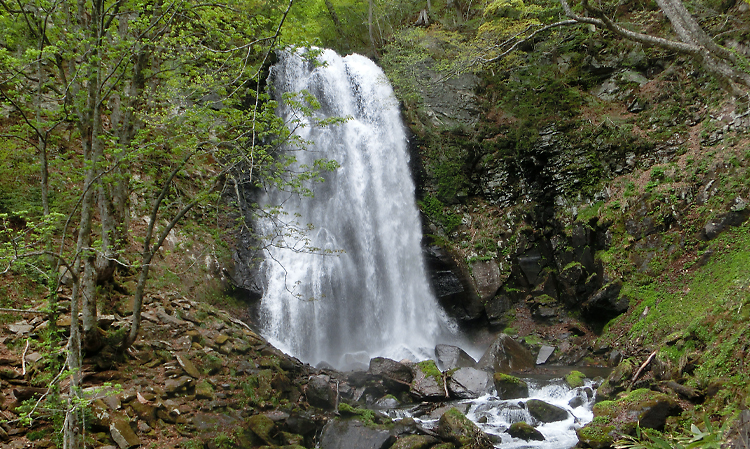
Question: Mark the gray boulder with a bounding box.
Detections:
[536,345,555,365]
[306,375,335,409]
[369,357,414,384]
[476,334,535,373]
[527,399,569,423]
[319,419,394,449]
[435,344,476,370]
[447,367,492,399]
[410,360,447,401]
[471,259,503,301]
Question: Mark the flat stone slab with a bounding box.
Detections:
[536,345,555,365]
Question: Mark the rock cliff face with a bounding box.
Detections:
[396,27,750,369]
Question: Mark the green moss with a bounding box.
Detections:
[523,335,543,346]
[493,373,524,385]
[417,360,443,380]
[577,423,615,447]
[566,370,586,388]
[419,195,462,233]
[576,201,603,222]
[338,403,393,428]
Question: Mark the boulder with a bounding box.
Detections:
[195,380,214,400]
[526,399,569,423]
[424,240,481,322]
[447,367,492,399]
[580,388,683,447]
[391,434,440,449]
[536,345,555,365]
[493,373,529,399]
[435,344,476,371]
[175,353,201,378]
[164,376,193,396]
[485,293,511,325]
[476,334,535,373]
[471,259,503,301]
[624,391,682,430]
[373,395,400,409]
[507,422,545,441]
[109,416,140,449]
[319,419,394,449]
[437,408,494,449]
[246,413,277,446]
[581,280,628,321]
[129,401,157,425]
[369,357,414,391]
[597,358,636,400]
[286,410,321,436]
[565,370,586,388]
[411,360,446,401]
[518,249,545,286]
[306,375,335,409]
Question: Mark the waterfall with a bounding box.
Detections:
[257,48,453,368]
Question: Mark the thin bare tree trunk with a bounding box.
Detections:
[369,0,375,47]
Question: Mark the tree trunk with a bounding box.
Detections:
[561,0,750,95]
[415,9,429,26]
[369,0,375,47]
[63,278,82,449]
[324,0,343,34]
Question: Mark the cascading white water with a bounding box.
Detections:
[257,48,454,368]
[385,377,597,449]
[465,378,596,448]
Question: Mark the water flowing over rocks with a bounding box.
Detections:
[526,399,569,423]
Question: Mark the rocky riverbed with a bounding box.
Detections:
[0,291,606,449]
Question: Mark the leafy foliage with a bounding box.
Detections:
[615,418,730,449]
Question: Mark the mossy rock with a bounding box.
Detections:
[576,422,616,449]
[195,380,214,400]
[593,388,681,431]
[507,422,545,441]
[416,360,443,384]
[493,373,529,399]
[246,414,277,445]
[437,408,494,449]
[596,358,636,400]
[411,360,447,400]
[566,370,586,388]
[431,444,457,449]
[337,403,393,428]
[391,434,440,449]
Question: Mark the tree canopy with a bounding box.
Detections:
[0,0,345,445]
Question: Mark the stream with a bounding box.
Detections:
[386,373,599,449]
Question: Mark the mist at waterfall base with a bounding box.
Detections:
[256,48,463,370]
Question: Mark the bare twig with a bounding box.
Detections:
[22,339,29,375]
[629,350,657,390]
[0,307,48,314]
